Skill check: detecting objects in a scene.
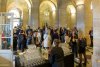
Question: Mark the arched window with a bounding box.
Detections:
[39,1,56,27]
[8,8,21,28]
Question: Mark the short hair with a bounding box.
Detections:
[54,39,60,45]
[20,30,23,33]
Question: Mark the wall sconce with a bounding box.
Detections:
[45,12,49,16]
[68,5,76,14]
[44,10,49,16]
[71,9,76,14]
[91,2,93,10]
[52,6,56,11]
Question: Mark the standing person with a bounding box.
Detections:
[33,31,37,45]
[36,30,41,47]
[37,30,41,45]
[41,26,45,43]
[50,28,54,44]
[43,30,51,49]
[23,31,27,50]
[73,27,78,39]
[64,27,67,34]
[89,28,93,47]
[26,26,33,36]
[26,31,32,45]
[52,30,59,46]
[53,30,59,40]
[2,39,8,49]
[13,32,18,52]
[17,30,22,51]
[62,28,65,43]
[70,32,78,58]
[65,33,70,44]
[60,27,65,43]
[78,36,87,66]
[49,39,64,67]
[13,26,17,34]
[16,27,21,36]
[17,30,26,52]
[60,27,62,42]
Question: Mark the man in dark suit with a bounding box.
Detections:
[89,29,93,47]
[26,26,33,36]
[78,37,87,66]
[49,39,64,67]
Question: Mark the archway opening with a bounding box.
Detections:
[39,1,56,28]
[8,8,22,28]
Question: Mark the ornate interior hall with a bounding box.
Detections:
[0,0,100,67]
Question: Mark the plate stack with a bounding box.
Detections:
[61,44,71,56]
[18,45,46,67]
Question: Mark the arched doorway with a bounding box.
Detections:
[8,8,22,28]
[7,0,31,29]
[39,1,56,28]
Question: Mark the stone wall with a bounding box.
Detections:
[0,0,7,12]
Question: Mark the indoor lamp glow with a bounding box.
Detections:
[76,0,84,5]
[68,5,76,14]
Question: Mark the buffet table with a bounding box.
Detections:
[15,44,74,67]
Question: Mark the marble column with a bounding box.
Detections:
[55,6,59,28]
[56,1,60,28]
[92,0,100,66]
[30,0,39,29]
[76,4,85,34]
[28,8,31,26]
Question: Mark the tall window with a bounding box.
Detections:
[8,8,21,28]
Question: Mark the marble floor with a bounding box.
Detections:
[75,46,93,67]
[15,43,93,67]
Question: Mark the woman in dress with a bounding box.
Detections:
[36,30,41,47]
[43,29,51,49]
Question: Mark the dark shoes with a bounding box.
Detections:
[77,63,82,67]
[83,62,87,66]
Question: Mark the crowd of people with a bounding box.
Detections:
[13,25,93,67]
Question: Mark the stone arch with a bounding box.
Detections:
[7,2,23,12]
[39,0,57,28]
[58,0,76,28]
[7,1,30,29]
[40,0,57,8]
[8,8,23,28]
